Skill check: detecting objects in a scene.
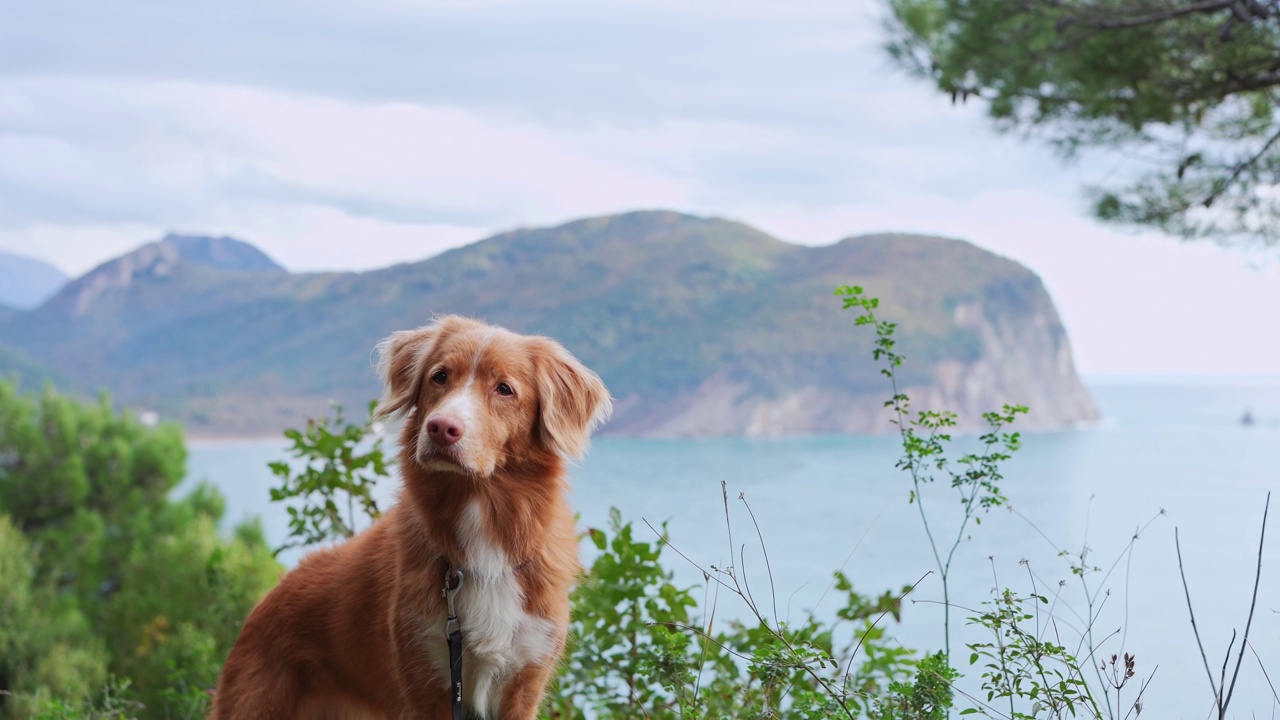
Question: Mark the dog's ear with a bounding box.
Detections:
[532,340,612,460]
[374,322,442,419]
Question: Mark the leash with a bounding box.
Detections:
[443,567,465,720]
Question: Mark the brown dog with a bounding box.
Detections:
[211,315,611,719]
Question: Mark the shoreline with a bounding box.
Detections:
[184,432,286,448]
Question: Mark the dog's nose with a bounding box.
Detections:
[426,415,465,446]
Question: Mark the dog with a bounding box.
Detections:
[211,315,611,719]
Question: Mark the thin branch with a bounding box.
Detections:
[1223,492,1270,712]
[1219,630,1236,718]
[738,544,762,619]
[1121,665,1159,720]
[1056,0,1237,31]
[1203,126,1280,208]
[806,496,894,626]
[1176,526,1224,711]
[739,493,781,629]
[692,572,719,708]
[642,518,740,596]
[721,480,737,581]
[1248,638,1280,706]
[843,571,931,677]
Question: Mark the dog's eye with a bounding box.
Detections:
[430,370,448,385]
[496,382,514,397]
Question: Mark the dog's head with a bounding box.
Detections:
[374,315,612,477]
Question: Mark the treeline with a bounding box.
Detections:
[0,382,279,718]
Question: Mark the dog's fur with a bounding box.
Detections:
[211,315,611,719]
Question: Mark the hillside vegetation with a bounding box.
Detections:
[0,212,1097,436]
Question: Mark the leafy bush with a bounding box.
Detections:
[0,382,280,718]
[267,400,389,554]
[543,505,941,719]
[0,514,107,716]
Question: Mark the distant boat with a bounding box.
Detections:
[1241,410,1256,427]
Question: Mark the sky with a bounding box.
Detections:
[1,0,1278,375]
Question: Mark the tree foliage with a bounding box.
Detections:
[0,515,107,716]
[267,401,389,556]
[0,382,280,718]
[885,0,1280,247]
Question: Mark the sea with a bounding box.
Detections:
[186,377,1280,719]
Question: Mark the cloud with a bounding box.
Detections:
[1,0,887,127]
[0,78,696,271]
[1,0,1277,374]
[0,0,1075,257]
[0,63,1044,263]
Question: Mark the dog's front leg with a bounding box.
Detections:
[388,614,454,720]
[498,662,557,720]
[393,691,451,720]
[392,666,453,719]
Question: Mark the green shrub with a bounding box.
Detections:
[0,382,280,718]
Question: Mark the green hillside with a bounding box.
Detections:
[0,212,1097,436]
[0,342,65,393]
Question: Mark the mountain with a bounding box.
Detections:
[156,233,286,273]
[3,234,286,385]
[0,213,1098,436]
[0,249,68,309]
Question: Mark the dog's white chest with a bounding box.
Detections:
[423,502,557,718]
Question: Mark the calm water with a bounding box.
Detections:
[186,379,1280,718]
